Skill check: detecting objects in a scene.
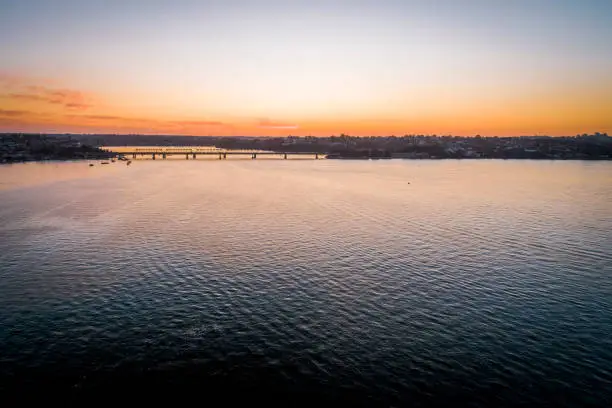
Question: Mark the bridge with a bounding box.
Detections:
[108,148,324,160]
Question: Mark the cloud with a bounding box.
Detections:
[79,114,124,120]
[69,115,226,127]
[258,118,299,129]
[0,72,237,133]
[64,102,92,110]
[0,109,29,117]
[0,109,55,129]
[62,114,229,132]
[3,83,93,110]
[170,120,225,126]
[64,113,149,122]
[7,93,46,102]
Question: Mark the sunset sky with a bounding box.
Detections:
[1,0,611,136]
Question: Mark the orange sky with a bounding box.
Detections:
[1,1,612,136]
[1,71,611,136]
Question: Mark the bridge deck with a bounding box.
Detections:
[110,150,324,160]
[115,151,320,155]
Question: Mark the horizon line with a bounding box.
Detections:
[1,132,609,139]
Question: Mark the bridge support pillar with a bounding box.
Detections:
[162,153,166,159]
[252,153,257,159]
[218,153,222,160]
[132,153,136,159]
[315,153,319,159]
[192,153,196,159]
[152,154,155,160]
[223,153,227,159]
[185,154,189,160]
[284,153,287,160]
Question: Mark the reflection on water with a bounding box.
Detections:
[0,160,611,405]
[0,160,124,191]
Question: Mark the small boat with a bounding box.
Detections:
[111,159,116,163]
[89,163,94,167]
[127,160,132,166]
[101,162,109,165]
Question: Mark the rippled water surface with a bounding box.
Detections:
[1,160,611,405]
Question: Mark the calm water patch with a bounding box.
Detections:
[0,160,611,405]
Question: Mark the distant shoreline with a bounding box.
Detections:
[0,157,115,165]
[1,134,115,164]
[1,153,116,165]
[326,156,612,161]
[3,133,612,162]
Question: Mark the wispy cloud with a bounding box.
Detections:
[1,74,94,110]
[0,108,55,129]
[0,72,244,134]
[63,102,91,110]
[63,114,228,132]
[0,109,29,117]
[8,93,50,102]
[78,114,124,120]
[258,118,299,129]
[170,120,225,126]
[7,87,92,110]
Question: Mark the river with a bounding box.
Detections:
[0,159,611,405]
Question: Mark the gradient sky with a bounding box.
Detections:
[1,0,611,136]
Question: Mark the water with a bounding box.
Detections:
[0,160,611,405]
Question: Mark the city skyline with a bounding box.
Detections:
[1,0,611,136]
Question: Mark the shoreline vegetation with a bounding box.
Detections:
[1,134,114,164]
[2,133,611,163]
